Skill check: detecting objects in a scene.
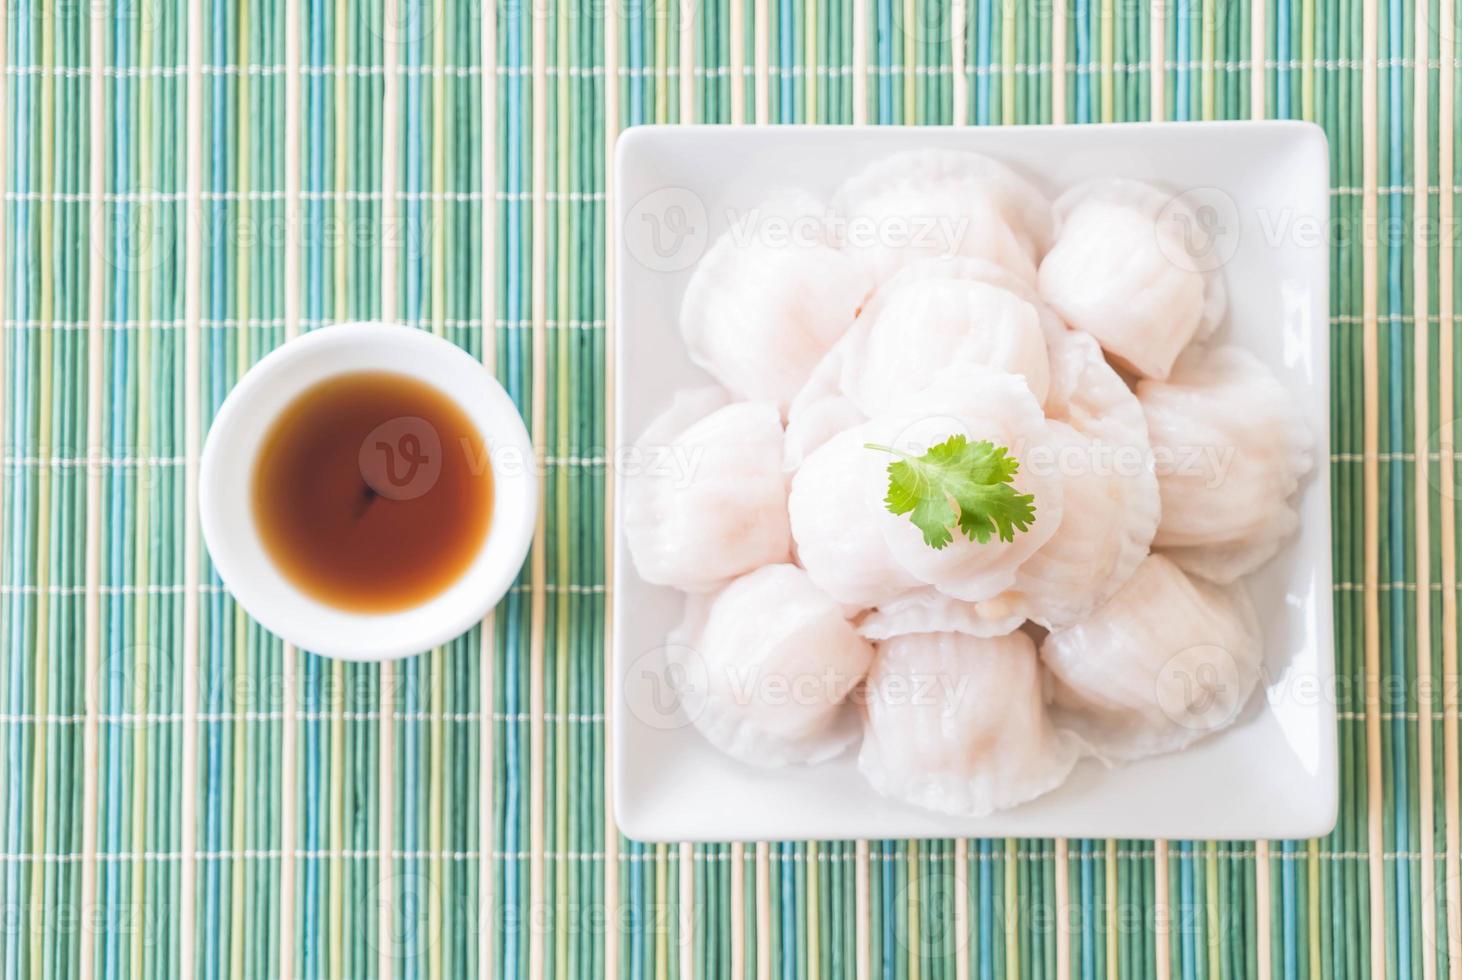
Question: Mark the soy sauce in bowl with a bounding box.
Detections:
[251,370,494,613]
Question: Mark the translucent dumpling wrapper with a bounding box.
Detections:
[1044,328,1149,447]
[868,372,1066,602]
[996,417,1160,629]
[832,150,1055,286]
[783,346,867,472]
[1040,554,1263,762]
[858,588,1024,640]
[865,254,1070,341]
[1037,179,1227,380]
[1139,345,1314,583]
[831,259,1051,415]
[680,191,873,411]
[859,631,1079,816]
[623,387,791,592]
[788,423,924,608]
[667,564,874,767]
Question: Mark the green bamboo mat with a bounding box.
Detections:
[0,0,1456,976]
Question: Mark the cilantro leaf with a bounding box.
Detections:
[866,435,1036,550]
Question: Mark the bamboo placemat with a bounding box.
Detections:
[0,0,1457,976]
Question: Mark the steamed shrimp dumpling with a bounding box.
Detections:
[1139,346,1314,582]
[1000,420,1159,629]
[669,564,874,767]
[783,346,867,472]
[680,191,872,411]
[789,424,923,607]
[833,151,1054,285]
[834,259,1051,415]
[1040,554,1262,762]
[1044,329,1149,447]
[859,631,1079,816]
[871,373,1065,602]
[623,387,790,592]
[1038,179,1226,380]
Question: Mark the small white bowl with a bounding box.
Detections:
[200,322,536,660]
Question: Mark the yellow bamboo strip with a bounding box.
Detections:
[1360,0,1384,969]
[902,0,914,120]
[279,0,302,974]
[1155,839,1171,980]
[230,8,251,973]
[333,0,346,311]
[951,0,967,125]
[730,0,746,123]
[731,842,745,979]
[430,0,449,968]
[78,0,102,974]
[805,0,816,120]
[1255,841,1272,980]
[1439,0,1462,973]
[328,0,348,964]
[0,0,8,862]
[657,843,670,978]
[135,14,156,980]
[1005,840,1017,980]
[1103,0,1116,121]
[1051,0,1066,122]
[528,0,550,972]
[1252,7,1273,979]
[322,3,346,968]
[954,839,969,980]
[1414,4,1437,980]
[482,0,500,975]
[180,0,205,969]
[1151,0,1165,120]
[908,841,920,980]
[1200,0,1214,118]
[1251,0,1265,118]
[851,0,866,123]
[379,0,402,975]
[1107,840,1120,980]
[1054,839,1070,980]
[720,3,741,974]
[27,7,54,973]
[603,0,621,972]
[856,840,870,980]
[807,840,820,978]
[755,0,770,122]
[681,842,695,979]
[758,842,772,979]
[680,0,695,122]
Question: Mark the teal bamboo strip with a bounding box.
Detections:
[496,0,533,972]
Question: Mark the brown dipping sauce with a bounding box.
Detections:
[251,371,493,612]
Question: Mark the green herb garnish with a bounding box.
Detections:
[866,435,1036,550]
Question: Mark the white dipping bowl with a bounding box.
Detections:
[200,322,536,660]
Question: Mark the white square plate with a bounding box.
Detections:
[613,122,1335,842]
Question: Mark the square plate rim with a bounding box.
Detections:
[611,120,1336,843]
